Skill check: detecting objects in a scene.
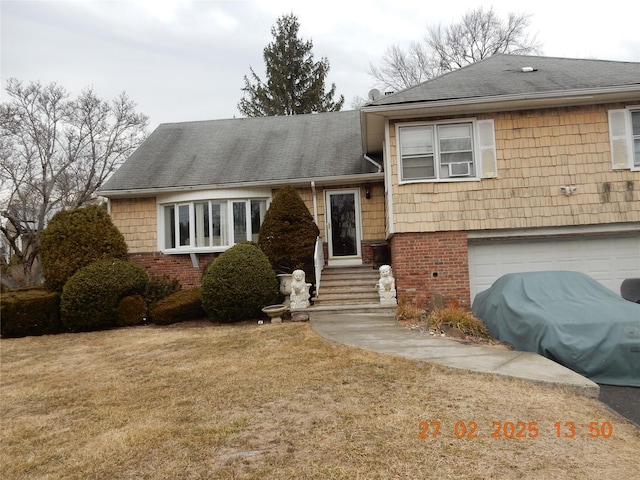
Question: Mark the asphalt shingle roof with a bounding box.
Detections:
[103,55,640,195]
[101,109,371,193]
[368,54,640,106]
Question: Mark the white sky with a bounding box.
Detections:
[2,0,639,131]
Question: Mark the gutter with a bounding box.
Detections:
[99,172,385,198]
[360,85,640,115]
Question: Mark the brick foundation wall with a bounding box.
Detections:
[389,231,471,308]
[128,252,219,289]
[361,240,391,267]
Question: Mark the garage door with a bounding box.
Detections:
[468,234,640,301]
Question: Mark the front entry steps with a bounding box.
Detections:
[308,265,396,316]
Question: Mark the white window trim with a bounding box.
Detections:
[631,106,640,171]
[609,106,640,172]
[396,118,486,185]
[157,189,272,254]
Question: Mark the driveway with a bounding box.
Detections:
[598,385,640,427]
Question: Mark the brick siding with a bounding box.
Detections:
[128,252,219,289]
[390,231,471,308]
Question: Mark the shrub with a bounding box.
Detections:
[117,295,148,327]
[40,204,128,291]
[0,287,64,338]
[426,305,489,338]
[258,185,319,278]
[201,242,278,322]
[60,259,148,332]
[145,274,181,305]
[149,288,205,325]
[394,294,426,323]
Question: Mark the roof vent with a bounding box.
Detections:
[521,67,537,73]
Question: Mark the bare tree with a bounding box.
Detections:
[369,43,441,93]
[0,79,148,285]
[370,7,542,91]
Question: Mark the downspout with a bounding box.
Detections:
[364,154,382,173]
[311,181,318,224]
[384,119,395,236]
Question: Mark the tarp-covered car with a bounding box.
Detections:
[472,271,640,386]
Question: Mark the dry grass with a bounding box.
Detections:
[395,296,491,341]
[1,320,638,480]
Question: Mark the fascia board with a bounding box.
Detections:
[99,172,385,198]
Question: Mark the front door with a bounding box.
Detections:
[326,189,362,266]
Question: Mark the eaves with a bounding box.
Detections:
[99,172,386,198]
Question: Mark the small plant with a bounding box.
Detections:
[201,242,278,323]
[60,259,148,332]
[117,295,148,327]
[394,294,426,324]
[426,304,489,338]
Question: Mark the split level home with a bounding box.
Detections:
[100,54,640,308]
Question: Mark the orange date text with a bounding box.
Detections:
[418,421,614,439]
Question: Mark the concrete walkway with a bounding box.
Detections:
[311,312,600,398]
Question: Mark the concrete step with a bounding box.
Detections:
[320,284,379,294]
[321,265,379,275]
[321,278,379,287]
[312,265,394,310]
[307,303,396,317]
[316,290,379,300]
[314,296,380,306]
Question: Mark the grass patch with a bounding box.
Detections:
[1,321,638,479]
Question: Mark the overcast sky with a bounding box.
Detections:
[2,0,639,131]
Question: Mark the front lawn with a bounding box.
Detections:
[1,321,638,479]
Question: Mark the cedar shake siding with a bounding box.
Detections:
[109,198,156,253]
[388,104,639,235]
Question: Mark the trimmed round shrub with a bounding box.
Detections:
[117,295,148,327]
[258,185,319,277]
[61,259,148,332]
[201,242,278,322]
[149,288,206,326]
[0,287,64,338]
[40,204,128,291]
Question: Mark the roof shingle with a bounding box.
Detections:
[101,109,371,193]
[367,54,640,106]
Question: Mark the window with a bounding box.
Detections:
[162,198,267,252]
[398,121,478,182]
[608,107,640,171]
[632,110,640,168]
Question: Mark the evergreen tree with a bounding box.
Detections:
[258,185,319,277]
[238,13,344,116]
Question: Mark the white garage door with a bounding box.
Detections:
[468,234,640,301]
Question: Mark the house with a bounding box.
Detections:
[100,54,640,308]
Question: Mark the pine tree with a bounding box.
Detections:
[238,13,344,116]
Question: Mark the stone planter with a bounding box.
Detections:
[262,304,287,324]
[277,273,293,306]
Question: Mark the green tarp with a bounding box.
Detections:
[472,271,640,387]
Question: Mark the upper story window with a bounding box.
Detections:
[398,121,478,182]
[162,198,268,252]
[632,110,640,168]
[608,107,640,171]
